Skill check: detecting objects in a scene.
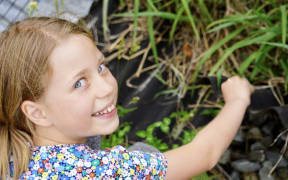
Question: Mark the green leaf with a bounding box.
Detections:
[216,66,224,88]
[131,0,140,51]
[198,0,213,22]
[181,0,199,41]
[113,11,189,21]
[259,42,288,50]
[209,32,276,76]
[172,144,179,149]
[158,143,169,151]
[136,130,147,138]
[146,136,154,143]
[148,6,159,63]
[281,5,287,44]
[192,26,245,83]
[238,50,262,76]
[169,7,185,44]
[160,125,169,133]
[163,118,171,125]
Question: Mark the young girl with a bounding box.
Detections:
[0,17,253,180]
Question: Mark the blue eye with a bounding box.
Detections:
[98,64,105,73]
[74,78,87,89]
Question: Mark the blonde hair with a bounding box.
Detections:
[0,17,92,179]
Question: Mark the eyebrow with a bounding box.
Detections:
[68,68,89,86]
[68,55,105,86]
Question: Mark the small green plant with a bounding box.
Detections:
[181,128,199,145]
[117,105,137,118]
[100,105,136,149]
[136,118,171,151]
[27,1,38,17]
[191,173,219,180]
[101,122,131,149]
[200,108,220,118]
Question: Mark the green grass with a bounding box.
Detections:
[104,1,288,178]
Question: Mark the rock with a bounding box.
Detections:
[250,142,266,151]
[247,127,263,140]
[233,129,245,144]
[248,150,266,162]
[231,151,247,160]
[243,173,258,180]
[261,136,273,147]
[248,110,268,126]
[266,151,288,168]
[261,121,275,136]
[219,149,231,165]
[259,161,274,180]
[271,106,288,129]
[277,168,288,180]
[230,171,240,180]
[231,159,261,173]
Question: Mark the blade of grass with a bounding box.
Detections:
[147,6,158,63]
[217,66,224,89]
[259,42,288,50]
[281,5,287,44]
[159,0,176,10]
[238,50,262,76]
[207,13,256,30]
[54,0,59,15]
[209,32,276,76]
[181,0,200,41]
[132,0,140,49]
[169,7,185,44]
[154,88,178,99]
[249,46,274,80]
[198,0,213,22]
[147,0,158,12]
[191,26,245,83]
[280,59,288,92]
[113,11,190,21]
[207,22,236,33]
[168,0,192,44]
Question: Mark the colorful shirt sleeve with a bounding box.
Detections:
[98,145,167,179]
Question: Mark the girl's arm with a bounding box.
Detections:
[164,76,254,179]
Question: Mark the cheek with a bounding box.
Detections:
[50,96,92,124]
[108,72,118,93]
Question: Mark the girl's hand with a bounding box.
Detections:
[221,76,254,106]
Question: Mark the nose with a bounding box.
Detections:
[92,74,116,98]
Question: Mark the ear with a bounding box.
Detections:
[21,100,52,127]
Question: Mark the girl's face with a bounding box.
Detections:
[38,34,119,143]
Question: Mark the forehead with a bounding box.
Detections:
[44,34,103,88]
[48,34,102,69]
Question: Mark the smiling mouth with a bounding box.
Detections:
[91,104,116,117]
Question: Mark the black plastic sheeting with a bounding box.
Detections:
[84,1,288,141]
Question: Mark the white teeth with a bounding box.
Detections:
[107,107,112,112]
[93,104,115,116]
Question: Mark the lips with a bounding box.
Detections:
[92,104,116,117]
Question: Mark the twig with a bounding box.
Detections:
[216,164,232,180]
[268,129,288,176]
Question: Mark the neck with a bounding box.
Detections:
[33,126,87,146]
[33,135,87,146]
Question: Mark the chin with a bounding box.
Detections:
[99,116,120,135]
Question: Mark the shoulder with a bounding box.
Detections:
[19,144,167,179]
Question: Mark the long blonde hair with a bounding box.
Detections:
[0,17,92,179]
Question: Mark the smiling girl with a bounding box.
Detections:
[0,17,253,179]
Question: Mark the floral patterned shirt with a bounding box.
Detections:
[12,144,167,180]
